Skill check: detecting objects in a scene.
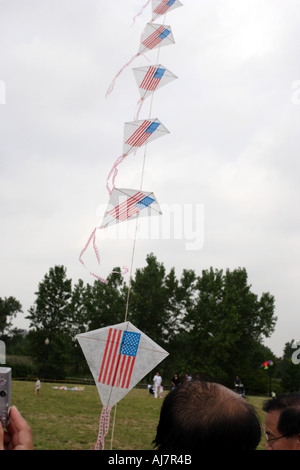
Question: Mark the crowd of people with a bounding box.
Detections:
[1,373,300,450]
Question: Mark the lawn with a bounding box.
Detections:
[10,381,268,450]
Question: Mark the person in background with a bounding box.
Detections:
[35,377,41,395]
[153,371,163,399]
[263,392,300,450]
[171,373,180,390]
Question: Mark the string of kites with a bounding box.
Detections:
[76,0,183,451]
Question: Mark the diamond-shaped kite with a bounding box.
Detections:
[79,188,162,284]
[76,321,168,449]
[151,0,183,20]
[102,188,162,228]
[106,118,169,196]
[133,64,177,101]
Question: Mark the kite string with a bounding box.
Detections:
[109,403,118,450]
[124,19,164,322]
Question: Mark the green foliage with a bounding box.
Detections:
[0,296,22,335]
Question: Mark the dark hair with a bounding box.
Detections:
[153,380,261,452]
[263,392,300,437]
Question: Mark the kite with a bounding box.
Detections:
[151,0,183,20]
[106,23,175,96]
[260,360,274,370]
[79,188,162,284]
[75,321,169,449]
[132,0,183,25]
[133,65,177,100]
[106,118,169,196]
[133,64,177,118]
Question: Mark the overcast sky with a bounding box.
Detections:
[1,0,299,357]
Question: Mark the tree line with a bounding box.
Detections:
[1,253,299,394]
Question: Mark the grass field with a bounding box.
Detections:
[10,381,267,450]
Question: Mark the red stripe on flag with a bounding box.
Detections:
[98,327,113,383]
[121,355,132,388]
[126,357,136,389]
[110,353,121,387]
[116,355,127,388]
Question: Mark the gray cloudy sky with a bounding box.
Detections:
[0,0,299,357]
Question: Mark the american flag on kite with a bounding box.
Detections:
[139,23,174,54]
[132,0,183,25]
[133,64,177,100]
[102,188,162,227]
[98,328,141,389]
[106,119,169,196]
[79,189,162,283]
[152,0,183,20]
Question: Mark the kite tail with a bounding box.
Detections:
[131,0,152,26]
[95,406,112,450]
[105,53,140,97]
[79,228,129,284]
[79,227,109,285]
[106,153,128,197]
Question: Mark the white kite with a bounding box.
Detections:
[76,321,169,449]
[151,0,183,20]
[79,188,162,284]
[107,118,169,196]
[133,65,177,101]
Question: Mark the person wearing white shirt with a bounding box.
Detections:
[153,372,162,398]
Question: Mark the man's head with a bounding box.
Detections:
[263,392,300,450]
[153,380,261,451]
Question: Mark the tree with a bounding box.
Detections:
[180,267,277,386]
[0,296,22,336]
[27,265,72,334]
[26,265,72,378]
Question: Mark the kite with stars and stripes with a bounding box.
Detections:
[79,188,162,284]
[139,22,175,54]
[101,188,162,228]
[75,321,169,449]
[106,118,169,196]
[133,64,177,101]
[151,0,183,20]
